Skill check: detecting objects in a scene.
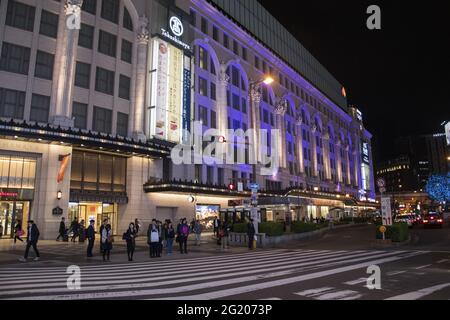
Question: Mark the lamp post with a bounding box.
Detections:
[248,75,274,235]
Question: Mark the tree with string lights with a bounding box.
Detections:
[425,173,450,203]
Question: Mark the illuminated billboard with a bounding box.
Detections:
[150,39,191,143]
[446,121,450,146]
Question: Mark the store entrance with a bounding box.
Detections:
[0,201,30,238]
[68,202,118,235]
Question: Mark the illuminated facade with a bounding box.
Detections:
[0,0,375,239]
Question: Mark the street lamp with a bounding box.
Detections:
[249,74,274,235]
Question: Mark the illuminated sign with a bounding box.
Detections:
[0,192,18,197]
[356,109,363,121]
[362,142,370,164]
[446,122,450,146]
[169,16,184,37]
[150,39,188,143]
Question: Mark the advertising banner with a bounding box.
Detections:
[154,40,169,140]
[167,45,183,142]
[445,122,450,146]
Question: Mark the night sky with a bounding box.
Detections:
[258,0,450,164]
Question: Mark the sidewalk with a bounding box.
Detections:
[0,233,258,266]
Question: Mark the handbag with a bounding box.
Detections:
[16,230,24,237]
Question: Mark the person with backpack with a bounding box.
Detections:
[247,219,256,250]
[86,220,95,258]
[178,218,189,254]
[101,224,113,262]
[165,222,175,255]
[148,221,160,258]
[123,222,137,261]
[19,220,40,262]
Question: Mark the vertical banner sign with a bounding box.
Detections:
[445,122,450,146]
[167,45,183,143]
[155,40,169,140]
[57,154,71,183]
[182,57,192,142]
[381,197,393,226]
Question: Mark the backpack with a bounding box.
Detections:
[150,229,159,243]
[181,224,189,236]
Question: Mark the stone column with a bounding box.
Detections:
[51,0,83,128]
[133,16,150,142]
[274,100,287,169]
[311,125,318,177]
[322,131,331,180]
[336,138,343,183]
[295,114,305,174]
[345,144,351,185]
[249,87,261,164]
[218,63,230,138]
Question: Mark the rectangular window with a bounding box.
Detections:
[93,106,112,133]
[123,8,133,31]
[233,119,240,130]
[242,47,247,61]
[231,66,239,87]
[6,0,35,32]
[263,109,269,124]
[212,25,219,41]
[232,94,240,111]
[119,74,130,100]
[218,168,224,185]
[72,102,88,129]
[101,0,119,24]
[34,50,54,80]
[201,17,208,34]
[82,0,97,15]
[262,60,267,73]
[39,10,58,38]
[30,94,50,123]
[254,56,260,69]
[199,105,208,126]
[78,23,94,49]
[121,39,132,63]
[210,82,216,101]
[98,30,117,57]
[241,98,247,114]
[210,110,217,129]
[223,33,229,49]
[116,112,128,136]
[206,166,214,184]
[0,88,25,119]
[75,61,91,89]
[198,77,208,96]
[270,113,274,126]
[0,42,30,75]
[199,46,208,70]
[190,9,196,26]
[95,67,115,95]
[233,40,239,55]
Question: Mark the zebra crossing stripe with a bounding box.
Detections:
[295,287,334,296]
[0,250,376,294]
[343,278,368,286]
[4,251,417,300]
[314,290,361,300]
[385,283,450,300]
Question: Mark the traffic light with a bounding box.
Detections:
[228,183,236,191]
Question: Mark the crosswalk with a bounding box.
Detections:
[0,249,439,300]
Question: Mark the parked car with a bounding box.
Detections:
[394,214,416,228]
[423,212,444,228]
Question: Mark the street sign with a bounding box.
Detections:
[379,187,386,193]
[249,183,259,190]
[237,182,244,192]
[381,197,393,226]
[377,178,386,188]
[379,226,386,233]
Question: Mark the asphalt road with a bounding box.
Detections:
[0,224,448,300]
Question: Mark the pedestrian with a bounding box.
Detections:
[70,217,79,242]
[78,219,86,243]
[161,220,168,249]
[123,222,137,261]
[101,224,113,262]
[19,220,40,262]
[178,218,189,254]
[219,220,229,251]
[56,217,66,241]
[157,221,163,257]
[193,219,202,246]
[327,213,334,229]
[99,218,108,253]
[165,222,175,255]
[14,220,24,243]
[134,218,141,235]
[247,219,256,250]
[86,220,95,258]
[0,222,3,237]
[213,217,220,238]
[148,221,159,258]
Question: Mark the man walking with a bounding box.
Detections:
[86,220,95,258]
[56,217,66,241]
[70,218,79,242]
[194,219,202,246]
[247,219,256,250]
[19,220,40,262]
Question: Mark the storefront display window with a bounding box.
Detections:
[68,202,118,235]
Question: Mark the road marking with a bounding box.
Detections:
[414,264,432,270]
[258,298,282,300]
[385,283,450,300]
[387,271,407,276]
[344,278,367,286]
[4,251,416,299]
[315,290,361,300]
[295,287,334,296]
[437,259,449,264]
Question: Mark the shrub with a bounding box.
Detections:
[375,222,409,242]
[231,223,247,233]
[291,222,320,234]
[258,222,284,236]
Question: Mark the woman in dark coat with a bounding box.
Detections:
[123,222,137,261]
[14,220,24,243]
